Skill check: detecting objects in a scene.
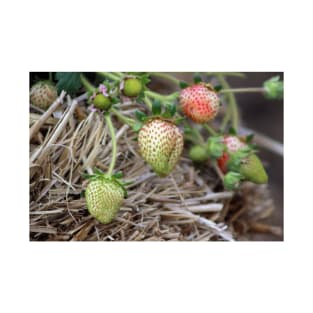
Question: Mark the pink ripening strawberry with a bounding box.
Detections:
[217,136,246,173]
[138,118,184,177]
[179,83,219,123]
[217,135,268,185]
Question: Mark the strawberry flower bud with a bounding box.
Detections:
[189,145,209,162]
[263,76,283,100]
[223,172,242,190]
[207,136,226,159]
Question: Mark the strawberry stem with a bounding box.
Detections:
[203,124,218,136]
[207,72,246,78]
[144,90,179,102]
[143,95,153,110]
[220,87,264,94]
[80,74,96,92]
[104,113,117,176]
[98,72,121,81]
[111,108,135,127]
[217,74,239,132]
[148,72,181,85]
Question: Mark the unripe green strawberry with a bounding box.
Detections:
[122,77,143,97]
[93,93,111,110]
[189,145,208,162]
[179,83,219,123]
[85,177,124,224]
[30,81,58,110]
[138,118,184,177]
[239,153,268,184]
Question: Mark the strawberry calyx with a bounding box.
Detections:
[132,99,179,133]
[83,168,128,198]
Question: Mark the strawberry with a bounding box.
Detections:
[216,135,268,185]
[239,154,268,184]
[122,77,143,97]
[179,83,219,123]
[85,176,125,224]
[30,81,58,110]
[138,118,184,177]
[93,93,111,110]
[217,136,246,173]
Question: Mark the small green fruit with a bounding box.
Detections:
[189,145,208,162]
[93,94,111,110]
[123,78,143,97]
[240,154,268,184]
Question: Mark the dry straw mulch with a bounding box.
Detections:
[30,92,282,241]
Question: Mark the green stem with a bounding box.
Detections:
[217,74,239,132]
[144,90,179,102]
[104,114,117,176]
[220,87,264,94]
[207,72,246,78]
[143,95,153,110]
[80,74,96,92]
[148,72,181,85]
[113,72,124,78]
[49,72,53,82]
[203,124,218,136]
[98,72,121,81]
[111,108,135,127]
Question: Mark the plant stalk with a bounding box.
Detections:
[104,113,117,176]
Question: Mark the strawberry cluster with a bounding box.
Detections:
[30,72,279,224]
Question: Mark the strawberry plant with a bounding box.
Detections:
[29,72,283,240]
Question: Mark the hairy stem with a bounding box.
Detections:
[80,74,96,92]
[203,124,218,136]
[207,72,246,78]
[217,74,239,132]
[144,90,179,102]
[220,87,264,94]
[104,113,117,176]
[111,108,135,127]
[144,95,153,110]
[148,72,181,85]
[98,72,121,81]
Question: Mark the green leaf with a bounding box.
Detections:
[214,85,223,92]
[228,127,237,135]
[140,74,151,85]
[55,72,82,94]
[110,96,119,104]
[132,121,143,132]
[179,81,189,89]
[245,134,254,143]
[93,168,104,175]
[193,73,202,83]
[184,125,192,135]
[135,110,147,122]
[163,103,176,118]
[113,171,123,179]
[152,99,162,115]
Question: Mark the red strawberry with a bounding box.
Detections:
[217,136,246,173]
[138,118,184,177]
[179,83,219,123]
